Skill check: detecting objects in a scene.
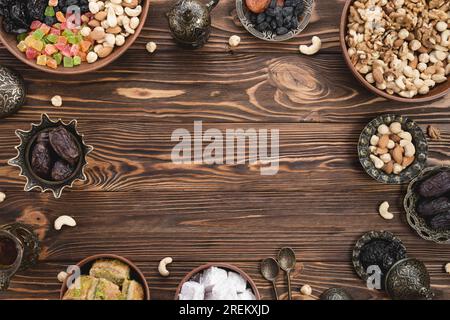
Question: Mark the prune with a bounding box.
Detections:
[418,171,450,198]
[417,197,450,218]
[49,126,80,166]
[360,239,407,278]
[27,0,47,21]
[276,27,288,35]
[51,160,73,181]
[31,142,51,178]
[428,212,450,230]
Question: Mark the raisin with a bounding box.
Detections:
[51,160,73,181]
[49,126,80,166]
[417,197,450,218]
[418,171,450,198]
[31,142,51,179]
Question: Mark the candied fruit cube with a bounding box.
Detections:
[78,51,87,62]
[45,6,55,17]
[57,36,67,45]
[49,0,58,6]
[26,48,39,60]
[36,55,48,66]
[50,28,60,36]
[17,41,27,52]
[24,35,35,47]
[45,44,57,55]
[40,24,51,35]
[17,33,27,42]
[30,21,42,30]
[63,56,73,68]
[30,40,44,52]
[33,29,45,40]
[73,56,81,66]
[46,58,58,69]
[80,40,91,52]
[46,34,58,44]
[70,44,79,56]
[56,11,66,23]
[60,45,72,57]
[53,52,63,65]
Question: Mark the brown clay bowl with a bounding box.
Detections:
[0,0,149,75]
[339,0,449,103]
[175,263,261,300]
[60,254,150,300]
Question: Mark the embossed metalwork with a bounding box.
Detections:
[0,65,25,118]
[320,288,353,300]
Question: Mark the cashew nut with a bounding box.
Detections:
[377,124,390,135]
[379,201,394,220]
[0,192,5,203]
[370,155,384,169]
[299,36,321,56]
[124,5,142,17]
[229,35,241,47]
[397,131,412,141]
[146,42,157,53]
[54,215,77,231]
[300,284,312,296]
[445,263,450,274]
[158,257,173,277]
[57,271,68,282]
[370,135,379,146]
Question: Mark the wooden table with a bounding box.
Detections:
[0,0,449,300]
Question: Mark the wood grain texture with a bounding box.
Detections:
[0,0,449,301]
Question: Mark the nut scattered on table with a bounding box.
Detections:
[445,263,450,274]
[379,201,394,220]
[427,125,441,140]
[54,215,77,231]
[229,35,241,47]
[0,191,5,203]
[345,0,450,99]
[57,271,68,283]
[300,284,312,296]
[146,41,157,53]
[369,122,416,175]
[51,95,63,107]
[299,36,321,55]
[158,257,173,277]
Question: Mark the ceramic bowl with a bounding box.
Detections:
[339,0,449,103]
[0,0,149,75]
[175,263,261,300]
[385,258,433,300]
[358,114,428,184]
[60,254,150,300]
[8,113,93,199]
[404,166,450,244]
[236,0,314,42]
[352,230,407,282]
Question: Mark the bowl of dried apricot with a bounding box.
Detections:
[0,0,149,74]
[340,0,449,102]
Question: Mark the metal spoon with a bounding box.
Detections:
[260,258,280,300]
[278,247,296,300]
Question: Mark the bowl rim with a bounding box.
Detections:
[404,165,450,244]
[357,114,428,185]
[59,253,151,300]
[235,0,314,42]
[174,262,261,300]
[0,0,149,75]
[339,0,449,103]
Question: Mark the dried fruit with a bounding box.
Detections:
[49,126,80,166]
[429,212,450,231]
[51,160,73,181]
[427,125,441,140]
[245,0,271,14]
[417,197,450,218]
[418,171,450,198]
[31,142,52,178]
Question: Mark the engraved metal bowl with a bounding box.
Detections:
[0,65,26,119]
[404,166,450,244]
[352,230,407,282]
[8,113,93,199]
[236,0,314,42]
[385,258,433,300]
[358,114,428,184]
[319,287,353,300]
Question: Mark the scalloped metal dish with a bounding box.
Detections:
[358,114,428,184]
[236,0,314,42]
[8,113,93,199]
[404,166,450,244]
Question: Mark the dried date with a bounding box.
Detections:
[51,160,73,181]
[49,126,80,166]
[31,142,51,178]
[417,197,450,218]
[418,171,450,198]
[428,212,450,231]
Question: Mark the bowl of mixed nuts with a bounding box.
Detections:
[340,0,449,102]
[358,114,428,184]
[0,0,149,74]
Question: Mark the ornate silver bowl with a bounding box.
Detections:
[8,114,93,199]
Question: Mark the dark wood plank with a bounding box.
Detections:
[1,261,449,300]
[0,52,448,123]
[0,122,448,191]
